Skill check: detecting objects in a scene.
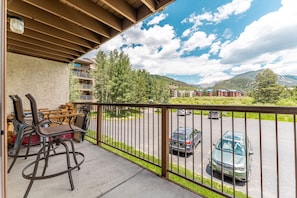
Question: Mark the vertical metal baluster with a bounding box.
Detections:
[192,109,195,180]
[220,111,223,193]
[177,108,180,174]
[170,108,173,171]
[184,109,187,177]
[152,107,155,163]
[259,113,263,198]
[293,114,297,197]
[210,109,213,188]
[158,107,160,165]
[244,112,249,197]
[200,109,204,184]
[275,113,279,198]
[232,112,235,198]
[147,107,150,161]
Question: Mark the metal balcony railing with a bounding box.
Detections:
[74,102,297,198]
[73,71,92,79]
[81,84,93,89]
[79,95,93,100]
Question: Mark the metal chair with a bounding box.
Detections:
[22,93,86,198]
[8,95,39,173]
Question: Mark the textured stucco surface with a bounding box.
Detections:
[7,53,69,114]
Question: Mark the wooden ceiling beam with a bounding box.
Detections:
[101,0,137,23]
[7,38,76,59]
[141,0,156,12]
[61,0,122,32]
[8,0,102,44]
[7,31,81,56]
[18,28,87,53]
[7,46,72,63]
[22,0,111,38]
[18,15,93,49]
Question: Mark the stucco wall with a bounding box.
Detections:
[7,53,69,114]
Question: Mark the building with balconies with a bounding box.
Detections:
[72,59,96,102]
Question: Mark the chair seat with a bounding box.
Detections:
[39,123,86,137]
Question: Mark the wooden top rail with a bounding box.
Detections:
[48,112,83,120]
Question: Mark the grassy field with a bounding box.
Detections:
[170,96,297,106]
[170,96,297,122]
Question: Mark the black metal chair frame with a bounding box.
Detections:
[22,93,86,198]
[8,95,38,173]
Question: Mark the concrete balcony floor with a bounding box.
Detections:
[8,141,201,198]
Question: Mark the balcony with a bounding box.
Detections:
[8,103,297,198]
[79,95,93,101]
[73,71,92,79]
[81,84,93,90]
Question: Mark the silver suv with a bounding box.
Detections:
[169,127,201,155]
[209,131,253,182]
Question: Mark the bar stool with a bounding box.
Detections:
[22,93,86,198]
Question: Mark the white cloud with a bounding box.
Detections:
[197,71,232,84]
[181,31,216,53]
[219,0,297,75]
[231,64,262,75]
[213,0,253,22]
[209,41,221,55]
[182,0,252,36]
[222,28,233,39]
[147,13,168,26]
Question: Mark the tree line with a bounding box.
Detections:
[90,50,170,104]
[70,50,297,105]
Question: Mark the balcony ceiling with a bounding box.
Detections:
[7,0,175,63]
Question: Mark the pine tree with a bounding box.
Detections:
[252,69,284,104]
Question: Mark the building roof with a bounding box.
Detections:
[7,0,175,63]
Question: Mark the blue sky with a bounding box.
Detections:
[85,0,297,85]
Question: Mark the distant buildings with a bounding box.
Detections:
[216,89,242,97]
[170,88,243,98]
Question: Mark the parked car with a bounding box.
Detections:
[208,111,220,119]
[177,109,192,116]
[209,131,253,182]
[169,127,201,154]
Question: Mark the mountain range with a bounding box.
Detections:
[157,70,297,92]
[210,70,297,92]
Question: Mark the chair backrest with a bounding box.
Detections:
[25,94,40,126]
[9,95,25,123]
[74,114,89,130]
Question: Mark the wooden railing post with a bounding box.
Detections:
[97,104,102,147]
[161,107,169,178]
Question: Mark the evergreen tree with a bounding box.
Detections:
[92,49,170,104]
[92,51,111,102]
[108,50,133,103]
[131,70,149,103]
[252,69,284,104]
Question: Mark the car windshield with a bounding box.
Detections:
[172,131,189,141]
[216,139,245,156]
